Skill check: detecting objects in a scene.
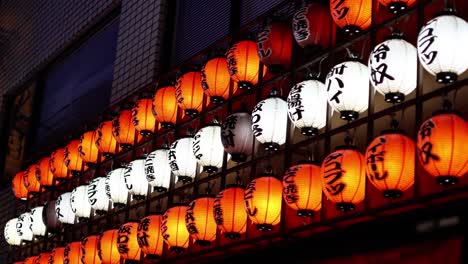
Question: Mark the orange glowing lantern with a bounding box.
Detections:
[12,171,29,199]
[137,214,164,259]
[214,185,247,239]
[23,257,35,264]
[321,146,366,212]
[417,112,468,186]
[24,164,41,193]
[79,130,100,166]
[81,235,102,264]
[64,139,85,175]
[201,56,236,104]
[161,205,190,253]
[37,157,54,187]
[50,247,66,264]
[153,86,178,129]
[175,71,205,117]
[282,162,322,217]
[244,175,282,231]
[35,252,51,264]
[98,229,121,264]
[379,0,416,13]
[117,222,141,261]
[64,241,83,264]
[256,20,292,74]
[132,96,156,136]
[292,2,334,49]
[227,39,267,90]
[186,196,217,246]
[50,148,69,180]
[366,131,415,198]
[112,109,137,150]
[95,120,118,158]
[330,0,373,35]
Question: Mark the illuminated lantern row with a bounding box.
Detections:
[79,130,100,166]
[227,40,265,90]
[98,229,121,264]
[117,222,141,261]
[379,0,416,13]
[132,95,156,136]
[138,214,164,259]
[193,123,224,173]
[175,71,205,117]
[124,159,149,199]
[88,176,110,214]
[112,108,136,150]
[71,185,92,219]
[213,185,247,239]
[292,2,333,49]
[95,120,118,158]
[81,235,101,264]
[168,136,197,183]
[17,212,33,242]
[24,164,41,193]
[221,110,253,163]
[12,172,28,200]
[330,0,373,35]
[153,86,178,129]
[186,196,217,246]
[256,20,292,74]
[201,56,234,104]
[50,148,69,180]
[105,167,129,207]
[64,139,85,175]
[161,205,190,253]
[37,157,54,187]
[30,206,46,237]
[145,148,172,192]
[4,218,21,246]
[55,192,76,224]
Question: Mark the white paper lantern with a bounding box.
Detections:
[30,206,46,236]
[16,212,33,242]
[221,111,254,163]
[417,13,468,84]
[287,79,328,136]
[251,91,288,152]
[325,60,369,120]
[145,148,172,192]
[193,124,225,173]
[369,36,417,103]
[70,185,92,219]
[87,177,110,213]
[168,136,198,183]
[106,167,129,207]
[4,218,21,246]
[55,192,76,224]
[124,159,149,199]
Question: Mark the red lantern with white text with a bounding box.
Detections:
[137,214,164,259]
[161,205,190,253]
[186,196,217,246]
[256,20,292,74]
[214,185,247,239]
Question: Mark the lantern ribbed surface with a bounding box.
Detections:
[117,222,141,261]
[132,98,156,136]
[175,71,205,116]
[95,120,118,157]
[79,130,100,165]
[98,229,121,264]
[330,0,373,34]
[214,186,247,239]
[153,86,178,128]
[112,109,137,149]
[137,214,164,258]
[162,205,190,253]
[50,148,70,179]
[12,172,28,200]
[186,197,217,246]
[81,235,102,264]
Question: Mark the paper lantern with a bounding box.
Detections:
[186,196,217,246]
[288,79,328,136]
[30,206,46,237]
[124,159,148,199]
[79,130,100,166]
[145,148,171,192]
[70,185,92,219]
[227,40,266,90]
[161,205,190,253]
[16,212,33,242]
[50,247,66,264]
[213,185,247,239]
[153,86,178,129]
[321,146,366,212]
[24,164,41,193]
[193,124,225,173]
[282,162,322,217]
[326,60,369,120]
[112,109,137,149]
[95,120,118,158]
[43,200,62,233]
[221,110,254,162]
[201,56,235,104]
[251,91,288,152]
[12,172,29,200]
[168,136,198,183]
[37,157,54,187]
[256,21,292,74]
[81,235,101,264]
[244,175,282,231]
[23,257,35,264]
[379,0,416,13]
[117,222,141,261]
[292,2,334,49]
[175,71,205,117]
[137,214,164,259]
[50,148,69,180]
[55,192,76,224]
[88,177,110,213]
[132,97,156,136]
[4,218,21,246]
[417,112,468,185]
[106,168,130,207]
[98,229,121,264]
[330,0,373,34]
[35,252,51,264]
[417,13,468,84]
[64,139,84,175]
[64,241,82,264]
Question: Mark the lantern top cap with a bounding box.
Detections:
[123,219,140,223]
[194,193,217,199]
[145,212,164,217]
[294,160,320,166]
[431,109,463,118]
[435,6,458,17]
[256,172,276,179]
[201,122,222,128]
[168,202,189,207]
[384,30,406,41]
[334,144,359,151]
[224,183,245,189]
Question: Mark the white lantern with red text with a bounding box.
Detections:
[124,159,149,199]
[145,148,172,192]
[30,206,46,237]
[16,213,33,242]
[4,218,21,246]
[221,110,254,163]
[55,192,76,224]
[168,136,198,183]
[193,124,225,173]
[70,185,92,219]
[88,177,110,214]
[106,167,130,207]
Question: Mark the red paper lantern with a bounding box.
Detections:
[366,131,415,198]
[12,171,29,199]
[292,2,334,49]
[117,222,141,261]
[256,20,293,74]
[282,162,322,217]
[330,0,373,35]
[95,120,118,158]
[64,139,85,175]
[112,109,137,149]
[379,0,416,13]
[214,185,247,239]
[321,146,366,212]
[201,56,236,104]
[37,157,54,187]
[161,205,190,253]
[137,214,164,259]
[175,71,205,117]
[417,112,468,186]
[79,130,100,166]
[132,97,156,136]
[50,247,66,264]
[64,241,83,264]
[50,148,69,180]
[186,196,217,246]
[24,164,41,193]
[34,252,51,264]
[244,175,283,231]
[153,86,178,129]
[81,235,102,264]
[98,229,121,264]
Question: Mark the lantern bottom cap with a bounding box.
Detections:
[224,232,242,240]
[238,81,254,90]
[343,25,362,35]
[383,189,403,199]
[230,153,248,163]
[436,72,457,84]
[161,122,175,129]
[102,152,115,158]
[70,170,81,177]
[336,202,355,212]
[132,194,146,200]
[139,130,154,137]
[185,109,199,117]
[195,239,212,247]
[264,142,280,152]
[340,111,359,121]
[210,96,225,105]
[178,176,194,183]
[78,217,90,222]
[203,166,219,174]
[146,254,161,259]
[388,2,407,14]
[436,176,459,186]
[120,143,133,150]
[300,127,319,136]
[114,202,127,208]
[384,92,405,103]
[154,186,168,192]
[85,162,97,168]
[267,64,286,75]
[170,246,186,254]
[95,210,107,215]
[297,209,315,217]
[256,223,274,232]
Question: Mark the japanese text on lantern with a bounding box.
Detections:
[288,84,304,121]
[418,120,439,164]
[283,166,300,203]
[251,101,265,137]
[213,193,224,225]
[418,20,438,65]
[123,166,133,190]
[227,46,238,76]
[221,115,237,147]
[145,153,156,181]
[257,25,272,58]
[193,134,202,160]
[137,218,150,247]
[185,201,198,235]
[292,7,309,41]
[331,0,349,20]
[366,137,388,181]
[244,181,257,216]
[326,64,347,104]
[370,43,395,86]
[131,108,139,127]
[168,141,179,171]
[323,153,345,195]
[87,179,98,206]
[117,224,132,254]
